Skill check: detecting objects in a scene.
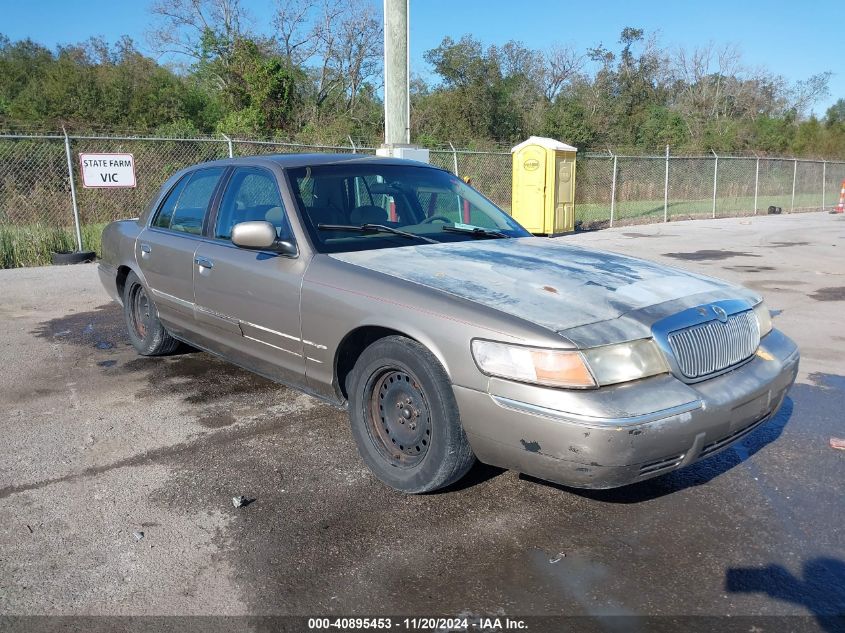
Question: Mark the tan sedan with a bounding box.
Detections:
[98,154,799,493]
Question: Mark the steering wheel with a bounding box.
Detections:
[422,215,453,225]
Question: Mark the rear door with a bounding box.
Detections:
[135,167,225,335]
[192,166,308,386]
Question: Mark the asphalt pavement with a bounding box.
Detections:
[0,212,843,630]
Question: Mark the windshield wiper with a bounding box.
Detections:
[441,225,511,239]
[317,223,439,244]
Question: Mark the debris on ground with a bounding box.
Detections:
[132,531,144,541]
[830,437,845,451]
[549,553,566,564]
[232,495,255,508]
[95,341,114,350]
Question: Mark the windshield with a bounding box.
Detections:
[286,163,531,253]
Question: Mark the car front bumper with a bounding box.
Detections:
[455,328,800,489]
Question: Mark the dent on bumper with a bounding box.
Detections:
[456,329,800,489]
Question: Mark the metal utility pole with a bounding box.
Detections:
[609,150,617,228]
[711,150,719,219]
[383,0,410,146]
[822,161,827,210]
[663,145,670,223]
[791,159,797,212]
[62,126,83,252]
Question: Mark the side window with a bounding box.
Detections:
[152,175,190,229]
[169,168,225,235]
[216,168,291,240]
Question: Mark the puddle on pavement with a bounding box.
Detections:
[622,232,677,239]
[31,303,127,351]
[32,302,289,433]
[722,265,776,273]
[121,354,283,406]
[810,287,845,301]
[663,250,761,261]
[807,372,845,390]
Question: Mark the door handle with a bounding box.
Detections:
[139,243,151,258]
[194,256,214,269]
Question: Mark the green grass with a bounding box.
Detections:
[0,223,106,268]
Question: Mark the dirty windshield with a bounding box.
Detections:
[287,163,530,253]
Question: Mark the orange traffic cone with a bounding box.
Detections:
[834,179,845,214]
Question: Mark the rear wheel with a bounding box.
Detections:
[122,271,180,356]
[347,336,475,493]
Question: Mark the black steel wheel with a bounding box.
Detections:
[347,336,476,493]
[367,368,432,469]
[122,271,180,356]
[128,282,152,340]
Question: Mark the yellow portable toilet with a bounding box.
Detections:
[510,136,577,235]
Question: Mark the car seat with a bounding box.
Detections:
[350,205,388,225]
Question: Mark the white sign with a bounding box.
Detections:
[79,153,136,188]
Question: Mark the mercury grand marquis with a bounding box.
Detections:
[98,154,800,493]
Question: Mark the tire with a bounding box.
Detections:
[122,271,180,356]
[346,336,476,493]
[51,250,96,265]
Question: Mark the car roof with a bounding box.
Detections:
[196,153,444,170]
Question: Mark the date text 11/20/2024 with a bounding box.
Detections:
[307,617,528,630]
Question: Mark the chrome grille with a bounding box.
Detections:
[667,309,760,379]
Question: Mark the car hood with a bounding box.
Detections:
[329,237,754,333]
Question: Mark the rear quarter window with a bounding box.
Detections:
[151,176,190,229]
[152,167,225,234]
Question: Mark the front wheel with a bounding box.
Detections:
[346,336,476,493]
[122,271,180,356]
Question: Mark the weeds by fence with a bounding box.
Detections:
[1,131,843,267]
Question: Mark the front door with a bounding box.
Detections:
[136,167,225,335]
[192,167,307,386]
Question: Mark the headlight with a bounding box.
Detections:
[753,301,773,337]
[470,339,670,389]
[470,340,596,388]
[582,339,669,386]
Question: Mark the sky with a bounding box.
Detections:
[1,0,842,115]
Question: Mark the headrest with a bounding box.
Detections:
[264,206,285,225]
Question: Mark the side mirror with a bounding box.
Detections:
[231,221,297,256]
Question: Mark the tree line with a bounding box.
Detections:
[1,0,843,157]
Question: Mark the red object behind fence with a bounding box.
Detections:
[834,180,845,214]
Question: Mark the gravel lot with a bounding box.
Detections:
[1,212,843,627]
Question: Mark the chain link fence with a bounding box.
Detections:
[574,152,845,229]
[1,132,844,266]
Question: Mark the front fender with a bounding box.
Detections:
[300,254,570,402]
